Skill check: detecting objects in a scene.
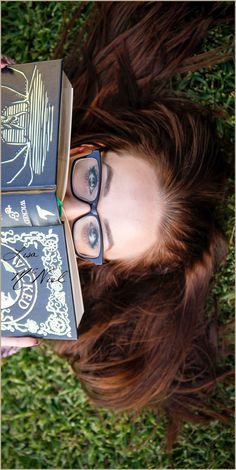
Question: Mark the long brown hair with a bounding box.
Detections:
[53,2,234,449]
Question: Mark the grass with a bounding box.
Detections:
[1,2,235,469]
[1,346,235,469]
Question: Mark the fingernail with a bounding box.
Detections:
[32,341,40,347]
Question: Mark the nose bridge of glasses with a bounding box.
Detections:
[73,191,100,221]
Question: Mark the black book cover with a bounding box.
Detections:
[1,225,78,340]
[1,60,63,191]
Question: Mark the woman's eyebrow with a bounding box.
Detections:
[103,163,113,197]
[103,218,114,251]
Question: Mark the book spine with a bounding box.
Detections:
[2,192,61,227]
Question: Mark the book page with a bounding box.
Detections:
[61,208,84,327]
[56,72,73,202]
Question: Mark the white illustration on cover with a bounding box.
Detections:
[1,229,72,338]
[4,204,20,221]
[1,66,54,186]
[36,205,55,220]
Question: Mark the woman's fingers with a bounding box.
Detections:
[1,55,16,68]
[1,336,39,348]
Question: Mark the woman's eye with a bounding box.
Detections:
[88,222,99,249]
[87,165,98,194]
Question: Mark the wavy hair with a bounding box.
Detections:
[53,1,234,449]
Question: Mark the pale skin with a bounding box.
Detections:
[2,128,162,348]
[64,145,162,261]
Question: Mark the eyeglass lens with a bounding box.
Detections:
[72,157,100,202]
[73,214,101,258]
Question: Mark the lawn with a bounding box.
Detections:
[1,1,235,469]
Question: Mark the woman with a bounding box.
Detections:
[2,1,234,448]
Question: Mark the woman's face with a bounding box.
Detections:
[64,147,163,261]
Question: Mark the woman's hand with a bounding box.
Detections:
[1,336,39,348]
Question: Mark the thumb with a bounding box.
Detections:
[1,336,39,348]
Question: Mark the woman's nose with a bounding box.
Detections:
[76,199,91,218]
[63,195,90,223]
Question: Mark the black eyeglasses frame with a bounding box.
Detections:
[70,149,104,265]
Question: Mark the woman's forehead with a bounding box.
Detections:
[101,150,163,261]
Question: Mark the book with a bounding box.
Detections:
[1,59,84,340]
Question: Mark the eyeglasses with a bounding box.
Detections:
[71,149,104,265]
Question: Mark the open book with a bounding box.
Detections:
[1,60,84,340]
